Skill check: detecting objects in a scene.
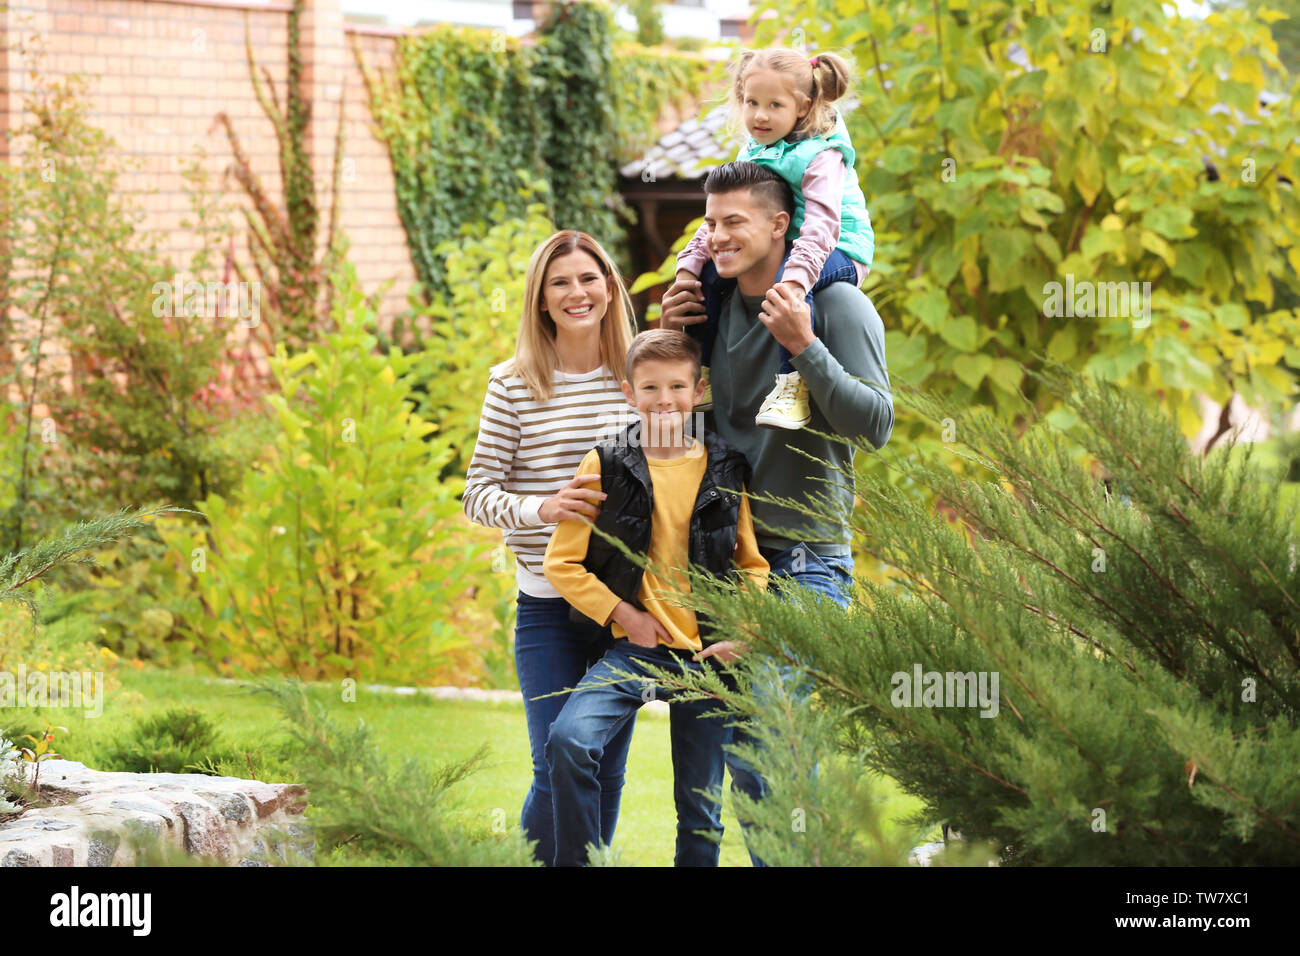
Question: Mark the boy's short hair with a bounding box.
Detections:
[625,328,702,384]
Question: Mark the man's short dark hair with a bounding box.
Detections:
[702,161,795,220]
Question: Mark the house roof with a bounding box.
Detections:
[619,103,734,182]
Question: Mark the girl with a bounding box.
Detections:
[463,230,639,866]
[674,48,874,430]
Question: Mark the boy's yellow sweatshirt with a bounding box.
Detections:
[543,438,769,652]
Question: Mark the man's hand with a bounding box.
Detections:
[538,473,605,524]
[694,640,746,665]
[659,270,707,331]
[611,601,668,648]
[758,282,816,357]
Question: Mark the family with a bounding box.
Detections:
[462,46,894,867]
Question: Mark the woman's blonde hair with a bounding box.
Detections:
[729,47,853,140]
[504,230,636,402]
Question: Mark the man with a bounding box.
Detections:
[659,160,894,866]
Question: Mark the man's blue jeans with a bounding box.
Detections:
[515,592,636,866]
[547,639,730,867]
[723,541,855,867]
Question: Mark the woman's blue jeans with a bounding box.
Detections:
[514,592,635,866]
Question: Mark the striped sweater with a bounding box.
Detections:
[463,363,636,598]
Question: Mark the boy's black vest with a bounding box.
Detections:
[569,423,752,643]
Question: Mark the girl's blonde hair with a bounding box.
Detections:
[503,230,636,403]
[730,47,853,140]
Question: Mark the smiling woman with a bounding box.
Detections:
[461,231,639,866]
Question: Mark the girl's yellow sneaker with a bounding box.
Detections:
[755,371,811,430]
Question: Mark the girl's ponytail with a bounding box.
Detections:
[811,52,851,104]
[729,50,759,108]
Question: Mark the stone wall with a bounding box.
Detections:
[0,760,312,866]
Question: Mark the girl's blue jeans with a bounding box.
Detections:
[514,591,635,866]
[687,245,861,374]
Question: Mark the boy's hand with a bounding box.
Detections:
[612,601,668,648]
[694,640,746,665]
[539,473,606,524]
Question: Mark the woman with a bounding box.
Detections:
[463,230,639,866]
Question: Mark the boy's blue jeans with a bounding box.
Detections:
[722,541,855,867]
[547,638,730,867]
[687,245,861,373]
[515,592,636,866]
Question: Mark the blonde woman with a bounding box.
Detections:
[463,230,638,866]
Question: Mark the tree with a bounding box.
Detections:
[646,0,1300,482]
[662,364,1300,865]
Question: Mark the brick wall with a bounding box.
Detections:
[1,0,416,341]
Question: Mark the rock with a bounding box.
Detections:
[1,761,310,867]
[87,830,120,867]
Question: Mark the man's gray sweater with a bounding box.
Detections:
[706,281,893,556]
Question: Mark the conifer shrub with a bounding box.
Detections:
[97,708,233,775]
[253,679,536,865]
[672,366,1299,865]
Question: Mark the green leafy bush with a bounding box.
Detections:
[159,266,493,683]
[97,708,232,775]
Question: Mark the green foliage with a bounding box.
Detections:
[161,266,493,683]
[1214,0,1300,78]
[0,41,272,551]
[359,2,717,298]
[0,504,197,625]
[359,24,544,301]
[253,678,538,865]
[213,0,348,348]
[623,0,665,46]
[612,44,722,166]
[679,365,1300,865]
[96,708,232,775]
[670,0,1300,480]
[531,1,630,256]
[388,182,557,476]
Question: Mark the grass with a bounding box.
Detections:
[8,665,930,866]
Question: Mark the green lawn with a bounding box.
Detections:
[22,666,927,866]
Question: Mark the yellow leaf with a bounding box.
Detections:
[1100,214,1124,231]
[1073,140,1103,205]
[961,258,982,294]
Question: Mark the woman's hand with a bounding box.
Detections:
[612,601,667,648]
[538,473,606,524]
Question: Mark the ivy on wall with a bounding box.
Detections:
[358,1,719,300]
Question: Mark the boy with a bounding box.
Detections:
[543,328,769,867]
